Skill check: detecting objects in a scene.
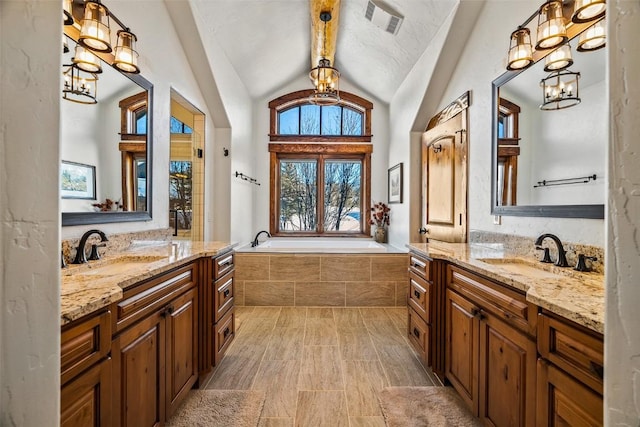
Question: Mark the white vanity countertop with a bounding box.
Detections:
[408,241,604,334]
[61,240,235,326]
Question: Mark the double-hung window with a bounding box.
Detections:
[268,90,373,236]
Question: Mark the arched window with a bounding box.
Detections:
[268,90,373,236]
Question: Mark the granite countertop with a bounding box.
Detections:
[407,241,604,334]
[61,240,235,326]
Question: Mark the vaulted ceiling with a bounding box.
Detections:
[190,0,458,103]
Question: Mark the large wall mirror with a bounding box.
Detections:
[491,16,605,219]
[61,35,153,226]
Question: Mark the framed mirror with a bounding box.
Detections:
[61,36,153,226]
[491,22,605,219]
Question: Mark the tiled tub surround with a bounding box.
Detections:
[60,240,234,325]
[234,253,409,307]
[408,240,604,334]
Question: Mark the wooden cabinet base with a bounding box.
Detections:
[61,358,112,427]
[537,359,603,426]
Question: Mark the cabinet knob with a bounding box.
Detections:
[413,328,420,338]
[414,289,421,299]
[419,227,428,235]
[223,327,231,338]
[160,305,174,318]
[223,289,230,298]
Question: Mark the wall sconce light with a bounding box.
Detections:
[309,11,340,106]
[63,0,74,25]
[62,64,98,105]
[72,44,102,73]
[577,20,606,51]
[572,0,606,23]
[543,43,573,71]
[540,69,580,110]
[507,28,534,71]
[114,29,140,74]
[536,0,568,50]
[79,1,112,53]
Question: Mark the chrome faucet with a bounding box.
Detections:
[72,229,109,264]
[534,233,569,267]
[251,230,271,247]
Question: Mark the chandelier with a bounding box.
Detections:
[309,11,340,105]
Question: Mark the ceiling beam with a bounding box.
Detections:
[310,0,341,68]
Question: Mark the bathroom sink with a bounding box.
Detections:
[72,255,167,276]
[476,257,572,279]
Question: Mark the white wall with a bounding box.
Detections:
[1,1,61,424]
[425,0,605,246]
[388,7,458,247]
[606,0,640,424]
[251,76,390,239]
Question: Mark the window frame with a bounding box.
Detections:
[497,97,521,206]
[268,89,373,143]
[269,143,372,237]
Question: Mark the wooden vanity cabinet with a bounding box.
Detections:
[198,250,236,384]
[111,263,198,426]
[446,265,537,427]
[60,309,112,427]
[537,311,603,426]
[407,251,447,381]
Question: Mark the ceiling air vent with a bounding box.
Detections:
[364,0,404,35]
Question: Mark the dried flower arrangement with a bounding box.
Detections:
[92,198,122,212]
[370,202,390,228]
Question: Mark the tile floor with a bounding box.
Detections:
[204,306,440,427]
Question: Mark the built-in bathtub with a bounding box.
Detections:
[237,237,400,253]
[235,238,408,307]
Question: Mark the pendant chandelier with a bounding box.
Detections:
[309,11,340,106]
[62,64,98,105]
[540,70,581,110]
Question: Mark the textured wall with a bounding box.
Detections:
[606,0,640,424]
[1,1,61,424]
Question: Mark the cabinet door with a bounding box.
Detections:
[165,288,199,418]
[445,289,479,414]
[537,359,603,427]
[61,358,112,427]
[112,311,165,427]
[479,312,537,427]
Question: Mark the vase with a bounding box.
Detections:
[374,227,388,243]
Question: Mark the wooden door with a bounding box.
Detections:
[445,289,479,414]
[61,358,112,427]
[479,313,537,427]
[537,359,603,427]
[165,288,199,418]
[422,111,467,242]
[112,311,165,427]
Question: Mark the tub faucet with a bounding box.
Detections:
[251,230,271,247]
[534,233,569,267]
[73,229,108,264]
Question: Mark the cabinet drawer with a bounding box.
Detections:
[61,309,111,385]
[408,271,432,323]
[408,254,430,280]
[214,271,235,323]
[115,263,195,333]
[215,306,235,366]
[408,307,431,367]
[448,265,533,335]
[213,252,235,280]
[538,312,604,394]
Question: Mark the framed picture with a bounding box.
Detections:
[388,163,403,204]
[61,161,96,199]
